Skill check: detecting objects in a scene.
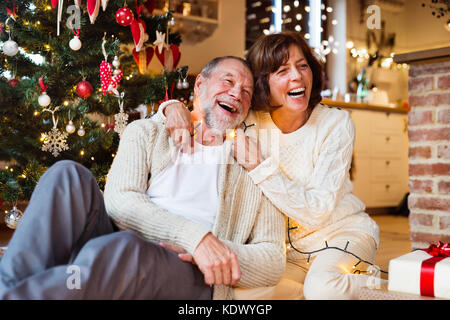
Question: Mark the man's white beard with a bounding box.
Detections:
[201,95,243,134]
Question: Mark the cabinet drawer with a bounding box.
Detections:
[371,182,405,207]
[371,133,403,157]
[371,112,407,134]
[371,158,403,181]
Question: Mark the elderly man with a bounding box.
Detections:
[0,56,285,299]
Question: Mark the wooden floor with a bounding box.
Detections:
[371,215,411,279]
[0,214,411,277]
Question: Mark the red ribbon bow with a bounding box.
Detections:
[424,241,450,258]
[420,242,450,297]
[38,77,48,92]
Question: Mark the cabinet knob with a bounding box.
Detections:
[385,160,390,166]
[385,184,390,190]
[386,136,391,142]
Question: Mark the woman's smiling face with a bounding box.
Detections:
[268,44,313,114]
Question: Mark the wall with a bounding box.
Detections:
[344,0,450,104]
[407,58,450,249]
[179,0,246,74]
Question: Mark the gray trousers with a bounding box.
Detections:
[0,160,212,300]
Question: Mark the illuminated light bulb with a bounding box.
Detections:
[228,129,237,139]
[111,153,115,158]
[296,13,302,20]
[295,25,301,32]
[332,19,338,25]
[80,150,85,156]
[327,7,333,13]
[63,101,69,106]
[91,157,95,161]
[304,33,310,39]
[305,6,310,12]
[34,111,39,116]
[294,1,299,7]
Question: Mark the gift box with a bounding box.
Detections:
[388,242,450,299]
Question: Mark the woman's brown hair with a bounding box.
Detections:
[246,31,324,112]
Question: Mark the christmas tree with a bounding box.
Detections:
[0,0,191,205]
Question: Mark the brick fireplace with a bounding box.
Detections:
[395,47,450,249]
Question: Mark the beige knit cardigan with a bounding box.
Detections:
[103,118,286,300]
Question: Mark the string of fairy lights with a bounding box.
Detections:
[287,218,389,276]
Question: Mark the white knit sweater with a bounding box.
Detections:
[103,118,286,300]
[244,104,380,261]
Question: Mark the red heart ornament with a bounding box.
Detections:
[169,44,181,69]
[87,0,100,24]
[144,0,156,15]
[130,19,147,52]
[132,47,154,74]
[51,0,58,8]
[155,44,181,71]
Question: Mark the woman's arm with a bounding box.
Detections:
[152,100,194,152]
[237,113,356,230]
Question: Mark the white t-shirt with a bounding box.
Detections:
[146,141,230,230]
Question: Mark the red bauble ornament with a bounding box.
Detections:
[9,78,19,87]
[76,80,94,99]
[116,7,134,26]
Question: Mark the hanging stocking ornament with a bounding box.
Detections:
[130,19,147,52]
[69,28,82,51]
[41,106,69,157]
[87,0,101,24]
[130,1,148,52]
[114,92,128,137]
[38,77,51,107]
[99,34,123,95]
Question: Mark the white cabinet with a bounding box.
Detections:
[322,99,409,208]
[348,108,409,208]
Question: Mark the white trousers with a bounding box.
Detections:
[234,231,379,300]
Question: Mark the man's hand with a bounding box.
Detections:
[231,128,263,171]
[193,233,241,286]
[164,102,193,153]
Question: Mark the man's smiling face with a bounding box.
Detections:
[194,58,254,133]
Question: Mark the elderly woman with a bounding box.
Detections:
[155,31,380,300]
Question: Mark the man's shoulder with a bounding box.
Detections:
[124,118,166,137]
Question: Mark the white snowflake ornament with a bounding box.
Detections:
[41,127,69,157]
